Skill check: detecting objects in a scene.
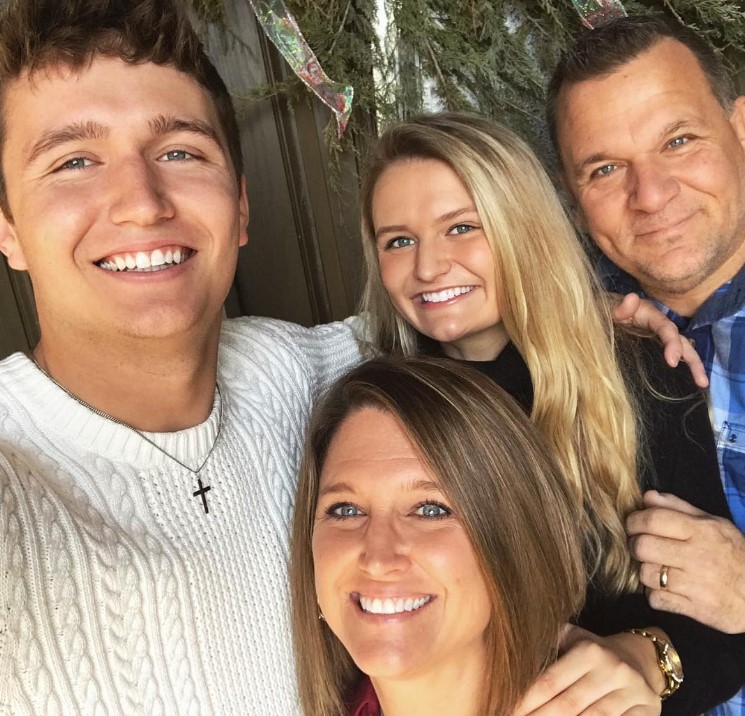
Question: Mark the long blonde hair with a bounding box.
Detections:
[291,356,585,716]
[359,112,642,593]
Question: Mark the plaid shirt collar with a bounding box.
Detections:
[599,256,745,330]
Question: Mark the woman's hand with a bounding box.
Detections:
[612,293,708,389]
[514,625,662,715]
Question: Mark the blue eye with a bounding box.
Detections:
[590,164,617,179]
[57,157,93,172]
[327,503,361,519]
[414,502,451,519]
[161,149,195,161]
[668,136,690,149]
[448,224,475,236]
[385,236,415,249]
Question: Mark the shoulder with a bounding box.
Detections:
[0,353,42,445]
[218,316,365,401]
[220,315,364,356]
[618,334,700,400]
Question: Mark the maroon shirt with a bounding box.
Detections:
[349,678,380,716]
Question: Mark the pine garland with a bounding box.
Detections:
[190,0,745,160]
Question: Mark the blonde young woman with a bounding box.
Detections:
[351,113,745,714]
[292,356,587,716]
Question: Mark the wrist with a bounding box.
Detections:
[606,630,667,694]
[626,628,684,699]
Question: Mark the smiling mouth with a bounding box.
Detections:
[419,286,475,304]
[635,215,693,239]
[355,593,433,615]
[96,246,195,273]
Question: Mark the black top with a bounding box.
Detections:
[462,339,745,715]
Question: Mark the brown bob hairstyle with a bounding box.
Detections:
[291,356,586,716]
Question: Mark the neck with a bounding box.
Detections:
[33,321,222,432]
[440,326,509,361]
[372,657,486,716]
[644,242,745,317]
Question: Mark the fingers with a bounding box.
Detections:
[610,292,708,388]
[626,505,697,542]
[629,507,745,632]
[637,563,695,606]
[676,337,709,388]
[516,634,660,716]
[628,532,686,568]
[640,490,707,516]
[578,689,661,716]
[645,586,693,617]
[611,292,641,323]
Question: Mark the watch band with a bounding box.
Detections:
[628,628,684,699]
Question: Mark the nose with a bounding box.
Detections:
[414,238,451,282]
[358,516,410,576]
[627,159,680,214]
[108,156,175,226]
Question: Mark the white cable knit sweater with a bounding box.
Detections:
[0,316,363,715]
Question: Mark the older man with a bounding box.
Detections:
[549,15,745,716]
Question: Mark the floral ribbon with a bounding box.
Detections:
[246,0,354,137]
[570,0,627,29]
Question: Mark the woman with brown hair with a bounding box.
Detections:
[291,356,588,716]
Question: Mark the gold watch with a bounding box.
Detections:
[628,628,684,699]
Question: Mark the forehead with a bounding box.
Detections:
[556,39,723,165]
[372,158,472,216]
[1,56,222,158]
[376,158,464,192]
[321,407,431,482]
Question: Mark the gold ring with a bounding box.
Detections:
[659,565,669,589]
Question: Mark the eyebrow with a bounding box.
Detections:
[374,206,477,241]
[148,114,223,148]
[25,114,224,167]
[317,477,443,498]
[26,120,109,166]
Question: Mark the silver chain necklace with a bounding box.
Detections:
[32,358,221,514]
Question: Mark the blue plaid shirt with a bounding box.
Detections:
[604,259,745,716]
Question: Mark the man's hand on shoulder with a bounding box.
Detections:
[628,490,745,634]
[611,293,709,389]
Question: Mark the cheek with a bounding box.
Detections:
[312,529,346,608]
[378,255,398,288]
[378,257,411,306]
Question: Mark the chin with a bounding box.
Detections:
[346,644,427,681]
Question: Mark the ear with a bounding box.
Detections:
[238,176,249,247]
[731,96,745,149]
[0,210,28,271]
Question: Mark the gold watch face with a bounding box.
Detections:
[663,643,684,682]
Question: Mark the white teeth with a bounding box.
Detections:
[421,286,474,303]
[150,248,165,267]
[98,247,192,273]
[359,595,431,615]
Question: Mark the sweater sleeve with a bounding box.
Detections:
[577,338,745,715]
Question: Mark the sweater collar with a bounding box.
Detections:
[0,352,222,470]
